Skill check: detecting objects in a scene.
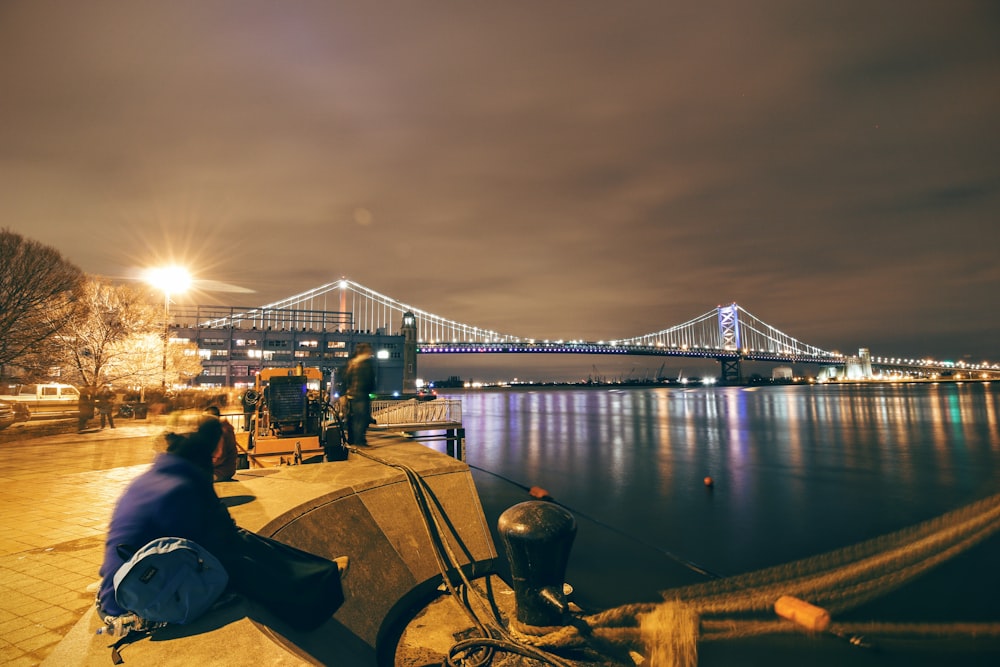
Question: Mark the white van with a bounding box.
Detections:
[0,383,81,420]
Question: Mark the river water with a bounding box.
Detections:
[435,382,1000,665]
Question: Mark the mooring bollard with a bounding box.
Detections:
[498,500,577,629]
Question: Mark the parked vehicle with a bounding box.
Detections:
[0,383,81,420]
[0,399,16,431]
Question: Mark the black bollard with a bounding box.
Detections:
[498,500,577,628]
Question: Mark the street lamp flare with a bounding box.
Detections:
[145,266,192,388]
[145,266,192,299]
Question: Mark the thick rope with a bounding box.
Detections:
[490,492,1000,666]
[669,491,1000,615]
[351,446,575,667]
[355,450,1000,666]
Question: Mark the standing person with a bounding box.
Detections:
[96,385,116,430]
[204,405,238,481]
[239,389,257,431]
[96,416,348,631]
[77,385,95,433]
[343,342,376,446]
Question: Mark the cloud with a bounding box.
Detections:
[1,1,997,368]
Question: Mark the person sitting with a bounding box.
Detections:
[96,416,348,631]
[204,405,238,481]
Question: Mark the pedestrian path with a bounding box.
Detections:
[0,420,165,665]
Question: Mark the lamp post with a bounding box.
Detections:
[145,266,191,389]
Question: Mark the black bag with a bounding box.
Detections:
[228,529,344,631]
[323,425,348,461]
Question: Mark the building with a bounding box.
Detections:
[169,305,417,395]
[819,347,874,382]
[858,347,873,378]
[772,366,793,380]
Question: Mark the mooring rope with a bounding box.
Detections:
[666,491,1000,616]
[350,446,575,667]
[468,464,724,579]
[358,449,1000,665]
[509,491,1000,666]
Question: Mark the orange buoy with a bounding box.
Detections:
[703,476,714,488]
[529,486,552,500]
[774,595,831,632]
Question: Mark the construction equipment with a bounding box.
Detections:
[246,364,341,463]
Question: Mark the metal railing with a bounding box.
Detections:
[370,399,462,427]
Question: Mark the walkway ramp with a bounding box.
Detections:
[369,398,462,430]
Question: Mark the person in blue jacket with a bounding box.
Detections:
[97,416,347,630]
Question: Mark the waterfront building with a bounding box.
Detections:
[169,305,415,394]
[859,347,873,378]
[821,347,876,381]
[772,365,793,380]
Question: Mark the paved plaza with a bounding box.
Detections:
[0,418,167,665]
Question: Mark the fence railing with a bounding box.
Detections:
[370,399,462,427]
[217,400,463,431]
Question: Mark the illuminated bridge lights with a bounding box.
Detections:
[248,280,995,370]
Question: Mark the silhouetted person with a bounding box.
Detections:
[96,385,116,429]
[240,389,257,431]
[77,386,95,433]
[343,343,376,446]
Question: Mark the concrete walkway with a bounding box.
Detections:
[0,418,170,665]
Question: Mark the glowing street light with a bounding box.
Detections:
[145,266,191,388]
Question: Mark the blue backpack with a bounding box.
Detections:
[113,537,229,625]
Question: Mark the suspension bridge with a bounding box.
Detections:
[202,279,997,381]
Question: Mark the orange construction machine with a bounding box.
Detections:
[245,365,345,464]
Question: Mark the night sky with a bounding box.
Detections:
[2,2,998,381]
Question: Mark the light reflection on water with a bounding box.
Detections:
[441,383,1000,619]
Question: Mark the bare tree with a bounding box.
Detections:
[54,278,204,390]
[103,331,164,389]
[54,278,164,387]
[167,339,204,386]
[0,229,85,378]
[104,331,203,389]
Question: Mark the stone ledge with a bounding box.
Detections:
[45,439,498,666]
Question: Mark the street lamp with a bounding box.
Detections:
[145,266,191,388]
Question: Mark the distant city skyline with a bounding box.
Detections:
[2,1,997,380]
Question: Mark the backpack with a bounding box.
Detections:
[112,537,229,625]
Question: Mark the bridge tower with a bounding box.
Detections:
[717,304,742,384]
[859,347,873,380]
[718,357,742,384]
[401,311,418,393]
